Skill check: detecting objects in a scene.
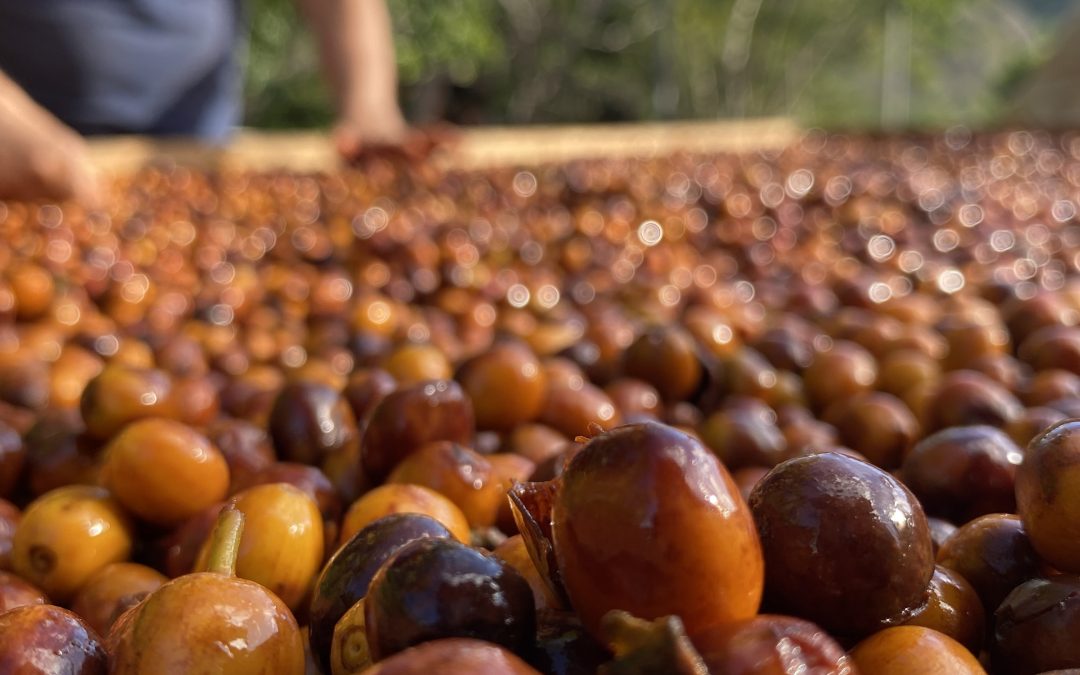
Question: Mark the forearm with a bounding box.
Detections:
[296,0,401,119]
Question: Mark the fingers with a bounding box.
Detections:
[333,120,461,166]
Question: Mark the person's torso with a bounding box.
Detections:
[0,0,243,141]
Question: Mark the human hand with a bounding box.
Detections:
[333,108,457,164]
[0,79,100,206]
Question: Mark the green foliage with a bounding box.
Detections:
[243,0,1056,130]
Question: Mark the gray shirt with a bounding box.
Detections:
[0,0,243,141]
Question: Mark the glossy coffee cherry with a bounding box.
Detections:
[0,604,107,675]
[218,365,283,424]
[156,502,225,578]
[968,353,1027,392]
[165,376,220,428]
[0,570,47,613]
[1005,406,1067,448]
[750,452,934,638]
[5,263,55,320]
[69,563,167,637]
[1018,325,1080,374]
[100,418,229,526]
[0,420,23,498]
[622,325,704,402]
[604,378,663,420]
[1016,419,1080,573]
[780,415,839,458]
[715,348,781,403]
[849,626,985,675]
[699,408,787,470]
[830,392,919,469]
[926,370,1023,431]
[205,418,276,492]
[878,349,942,399]
[1022,369,1080,407]
[153,335,209,378]
[901,425,1023,524]
[361,639,540,675]
[802,341,877,412]
[458,340,547,431]
[690,614,853,675]
[79,364,174,440]
[553,422,763,639]
[936,514,1040,613]
[902,565,984,655]
[502,423,568,465]
[940,315,1011,371]
[361,380,475,482]
[0,500,17,571]
[0,353,49,411]
[382,343,453,385]
[1003,291,1074,345]
[342,368,396,423]
[926,517,957,555]
[269,381,359,466]
[538,373,621,439]
[236,462,344,528]
[12,485,133,602]
[340,484,470,545]
[364,537,535,660]
[22,410,99,498]
[387,442,503,528]
[308,514,453,673]
[994,575,1080,674]
[48,345,104,411]
[753,323,816,372]
[199,483,324,613]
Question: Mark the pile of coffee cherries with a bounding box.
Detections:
[0,129,1078,674]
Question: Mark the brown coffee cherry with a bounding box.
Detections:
[387,442,503,528]
[750,452,934,638]
[926,371,1023,431]
[994,575,1080,674]
[553,422,763,639]
[901,425,1023,524]
[269,381,359,466]
[100,418,229,527]
[902,565,984,655]
[605,378,663,420]
[79,364,174,440]
[936,514,1040,613]
[308,513,453,673]
[458,340,547,431]
[622,325,704,402]
[340,484,470,545]
[364,537,535,660]
[361,639,540,675]
[0,570,47,613]
[1016,419,1080,573]
[361,380,474,482]
[690,614,854,675]
[830,392,919,469]
[802,341,877,412]
[69,563,167,637]
[0,604,107,674]
[849,626,985,674]
[382,343,453,385]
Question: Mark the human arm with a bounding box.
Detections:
[293,0,410,158]
[0,69,99,205]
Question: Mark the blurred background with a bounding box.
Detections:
[246,0,1078,131]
